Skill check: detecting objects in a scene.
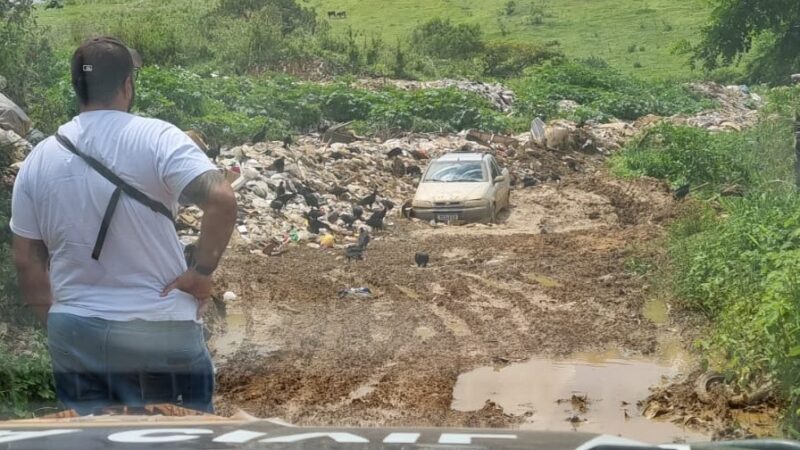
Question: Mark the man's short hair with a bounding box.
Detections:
[71,37,142,106]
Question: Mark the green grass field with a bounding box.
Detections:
[37,0,711,79]
[310,0,710,79]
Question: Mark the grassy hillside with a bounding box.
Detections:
[310,0,710,79]
[36,0,711,79]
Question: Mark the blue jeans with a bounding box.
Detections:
[47,313,214,415]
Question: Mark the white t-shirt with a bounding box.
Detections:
[10,110,216,322]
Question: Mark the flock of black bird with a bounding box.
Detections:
[257,143,431,267]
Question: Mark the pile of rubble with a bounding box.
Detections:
[353,78,516,112]
[519,81,765,154]
[673,83,762,131]
[177,133,495,253]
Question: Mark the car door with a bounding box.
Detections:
[485,157,500,208]
[489,157,509,208]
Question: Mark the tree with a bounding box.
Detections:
[690,0,800,84]
[0,0,58,107]
[410,18,484,60]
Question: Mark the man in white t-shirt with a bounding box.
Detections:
[10,37,237,414]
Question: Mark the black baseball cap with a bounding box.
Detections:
[70,36,142,105]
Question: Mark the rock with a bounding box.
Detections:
[0,92,32,137]
[792,74,800,84]
[0,128,31,162]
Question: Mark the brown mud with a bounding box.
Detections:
[207,138,778,440]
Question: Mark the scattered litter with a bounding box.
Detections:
[337,287,372,299]
[222,291,238,302]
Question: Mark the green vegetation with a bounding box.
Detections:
[305,0,710,79]
[611,85,800,435]
[32,67,510,143]
[511,60,712,124]
[36,0,711,79]
[0,336,56,418]
[0,0,56,418]
[687,0,799,84]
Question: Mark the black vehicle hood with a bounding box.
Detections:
[0,417,797,450]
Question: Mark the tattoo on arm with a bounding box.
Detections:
[180,170,226,207]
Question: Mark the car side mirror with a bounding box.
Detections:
[494,175,506,183]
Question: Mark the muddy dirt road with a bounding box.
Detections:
[207,164,721,442]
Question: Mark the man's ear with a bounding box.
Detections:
[123,76,134,98]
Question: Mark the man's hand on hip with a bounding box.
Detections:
[162,269,213,318]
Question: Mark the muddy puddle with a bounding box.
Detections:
[210,309,246,362]
[451,348,708,443]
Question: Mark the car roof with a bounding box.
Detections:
[435,152,486,162]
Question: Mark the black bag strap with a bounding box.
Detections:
[54,133,174,260]
[55,133,173,220]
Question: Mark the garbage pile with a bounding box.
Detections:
[673,83,762,131]
[177,133,493,253]
[354,78,515,112]
[516,81,764,155]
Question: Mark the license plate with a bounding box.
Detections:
[436,214,460,223]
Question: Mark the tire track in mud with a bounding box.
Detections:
[210,172,675,427]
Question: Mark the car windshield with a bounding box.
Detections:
[423,161,486,182]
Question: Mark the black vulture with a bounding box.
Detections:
[365,207,387,230]
[303,192,320,208]
[386,147,403,159]
[345,245,364,261]
[358,228,370,250]
[359,189,378,208]
[673,183,691,200]
[352,205,364,220]
[415,252,429,268]
[381,199,395,211]
[276,181,286,197]
[268,157,285,173]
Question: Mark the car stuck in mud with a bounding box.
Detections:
[410,152,511,224]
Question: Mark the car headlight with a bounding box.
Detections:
[412,200,433,208]
[464,199,488,207]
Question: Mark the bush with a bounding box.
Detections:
[0,335,56,418]
[609,121,794,190]
[511,60,712,121]
[410,18,484,60]
[613,87,800,434]
[0,0,59,109]
[214,0,317,35]
[480,41,563,78]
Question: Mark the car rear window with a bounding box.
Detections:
[423,161,487,182]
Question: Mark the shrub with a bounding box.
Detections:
[409,18,484,60]
[0,335,56,418]
[511,60,711,122]
[480,41,563,78]
[0,0,59,109]
[504,0,517,16]
[608,122,791,189]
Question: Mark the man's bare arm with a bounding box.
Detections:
[13,235,52,325]
[178,169,237,273]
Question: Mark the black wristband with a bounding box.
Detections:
[192,264,216,276]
